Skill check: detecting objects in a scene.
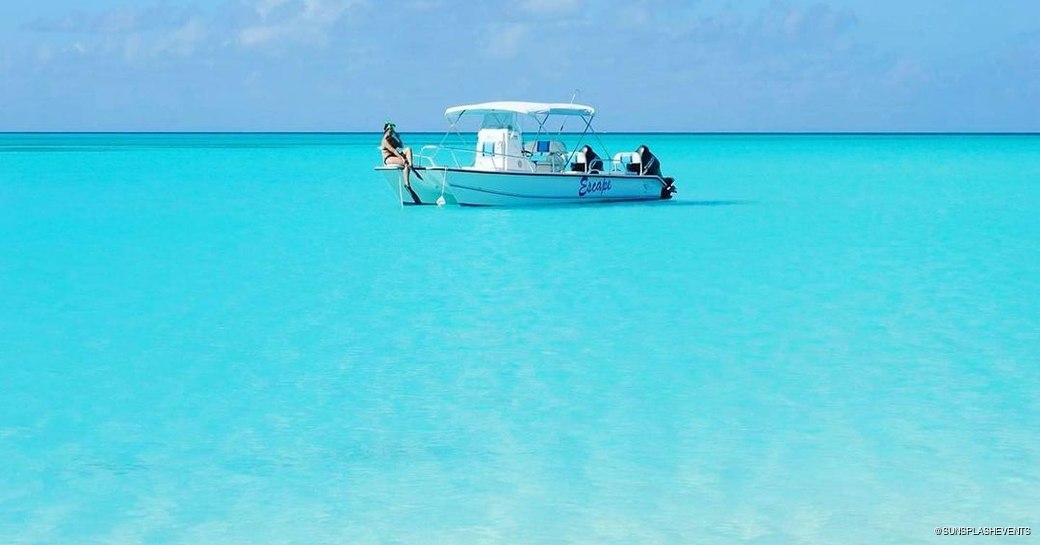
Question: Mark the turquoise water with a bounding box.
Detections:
[1,133,1038,544]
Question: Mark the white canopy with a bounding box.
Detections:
[444,101,595,118]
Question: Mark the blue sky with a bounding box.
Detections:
[0,0,1037,131]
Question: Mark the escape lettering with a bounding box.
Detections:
[578,177,612,197]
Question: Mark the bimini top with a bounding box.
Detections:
[444,101,595,118]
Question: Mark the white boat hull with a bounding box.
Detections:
[375,166,458,205]
[438,168,672,206]
[376,166,674,207]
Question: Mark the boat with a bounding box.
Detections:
[374,101,677,206]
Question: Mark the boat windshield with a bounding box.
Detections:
[481,112,516,130]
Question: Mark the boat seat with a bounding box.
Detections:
[613,152,639,174]
[617,146,662,176]
[523,139,567,155]
[524,140,568,172]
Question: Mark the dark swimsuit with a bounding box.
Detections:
[382,132,403,164]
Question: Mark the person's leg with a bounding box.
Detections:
[402,162,411,188]
[403,148,413,187]
[385,156,410,187]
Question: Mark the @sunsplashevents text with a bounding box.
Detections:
[935,527,1031,536]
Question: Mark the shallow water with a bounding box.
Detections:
[1,133,1038,544]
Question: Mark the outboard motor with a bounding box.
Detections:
[585,146,604,173]
[634,145,662,176]
[570,145,604,173]
[629,145,675,199]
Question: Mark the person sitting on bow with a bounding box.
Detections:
[381,121,415,187]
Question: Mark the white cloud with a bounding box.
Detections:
[254,0,295,19]
[238,25,280,47]
[22,4,196,34]
[6,0,1037,131]
[405,0,442,12]
[154,18,210,57]
[520,0,582,15]
[17,0,366,58]
[36,45,54,64]
[237,0,364,49]
[481,23,529,59]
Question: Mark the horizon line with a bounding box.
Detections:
[2,131,1038,136]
